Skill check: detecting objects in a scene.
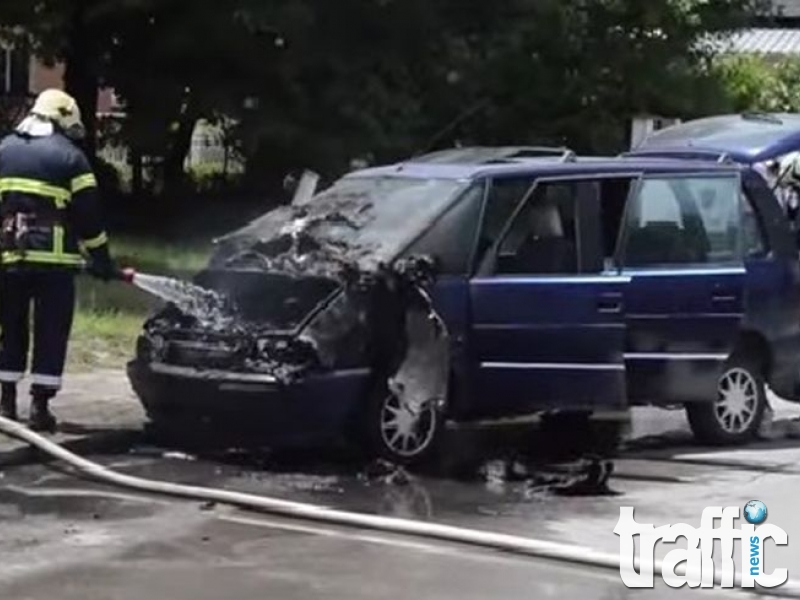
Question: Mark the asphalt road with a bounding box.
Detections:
[1,401,800,599]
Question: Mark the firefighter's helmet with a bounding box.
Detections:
[30,89,85,140]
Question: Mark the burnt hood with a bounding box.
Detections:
[191,269,340,334]
[208,174,467,279]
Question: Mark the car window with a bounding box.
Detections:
[742,189,769,257]
[636,179,683,224]
[689,180,741,262]
[401,182,484,275]
[622,175,740,268]
[492,181,579,275]
[474,177,535,268]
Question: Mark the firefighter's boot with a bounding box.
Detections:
[0,384,17,421]
[29,388,57,433]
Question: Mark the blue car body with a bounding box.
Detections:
[630,113,800,401]
[390,159,800,416]
[630,113,800,164]
[129,145,800,449]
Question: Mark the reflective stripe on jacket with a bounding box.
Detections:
[0,132,108,268]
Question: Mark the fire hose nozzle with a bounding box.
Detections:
[119,267,136,283]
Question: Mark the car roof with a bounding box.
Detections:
[635,113,800,163]
[344,152,741,182]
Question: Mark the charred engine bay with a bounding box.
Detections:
[140,187,449,391]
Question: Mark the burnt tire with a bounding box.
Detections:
[686,356,767,446]
[361,381,444,467]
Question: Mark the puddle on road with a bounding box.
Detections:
[0,487,158,522]
[123,438,623,524]
[113,416,629,525]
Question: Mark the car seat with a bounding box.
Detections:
[510,203,578,273]
[624,220,708,266]
[625,221,685,266]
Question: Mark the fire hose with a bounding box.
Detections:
[0,416,797,597]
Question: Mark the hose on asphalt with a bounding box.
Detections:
[0,414,796,597]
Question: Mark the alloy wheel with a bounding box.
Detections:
[715,368,759,435]
[379,393,437,458]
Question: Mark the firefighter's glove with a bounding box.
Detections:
[86,246,121,282]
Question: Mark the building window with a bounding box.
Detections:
[0,46,30,96]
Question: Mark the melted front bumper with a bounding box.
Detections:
[127,358,371,446]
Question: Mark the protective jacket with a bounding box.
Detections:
[0,131,108,268]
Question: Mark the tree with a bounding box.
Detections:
[233,0,768,170]
[3,0,284,191]
[714,54,800,112]
[1,0,156,156]
[100,1,286,193]
[440,0,767,152]
[2,0,770,194]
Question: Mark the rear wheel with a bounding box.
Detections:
[686,356,767,445]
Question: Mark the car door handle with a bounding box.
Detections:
[597,299,623,314]
[711,293,739,303]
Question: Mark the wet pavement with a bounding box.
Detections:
[1,401,800,598]
[0,460,765,600]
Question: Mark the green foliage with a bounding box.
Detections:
[715,54,800,112]
[235,0,766,161]
[69,309,143,371]
[2,0,769,190]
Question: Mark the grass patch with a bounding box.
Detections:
[112,234,212,273]
[69,235,214,372]
[69,310,145,371]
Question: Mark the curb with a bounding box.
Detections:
[0,428,142,468]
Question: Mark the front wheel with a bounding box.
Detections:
[686,357,767,446]
[362,382,443,466]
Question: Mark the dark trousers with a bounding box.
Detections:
[0,269,75,393]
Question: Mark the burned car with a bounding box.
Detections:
[130,168,461,463]
[129,146,800,463]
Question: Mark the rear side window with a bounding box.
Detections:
[622,175,740,267]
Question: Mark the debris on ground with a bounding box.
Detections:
[481,455,617,498]
[359,459,413,486]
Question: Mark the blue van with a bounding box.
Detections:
[129,146,800,463]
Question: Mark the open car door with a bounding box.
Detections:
[468,175,630,420]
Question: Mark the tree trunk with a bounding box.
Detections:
[163,97,199,194]
[62,1,99,159]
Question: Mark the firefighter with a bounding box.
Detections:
[0,89,121,431]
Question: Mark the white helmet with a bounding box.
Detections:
[29,89,85,139]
